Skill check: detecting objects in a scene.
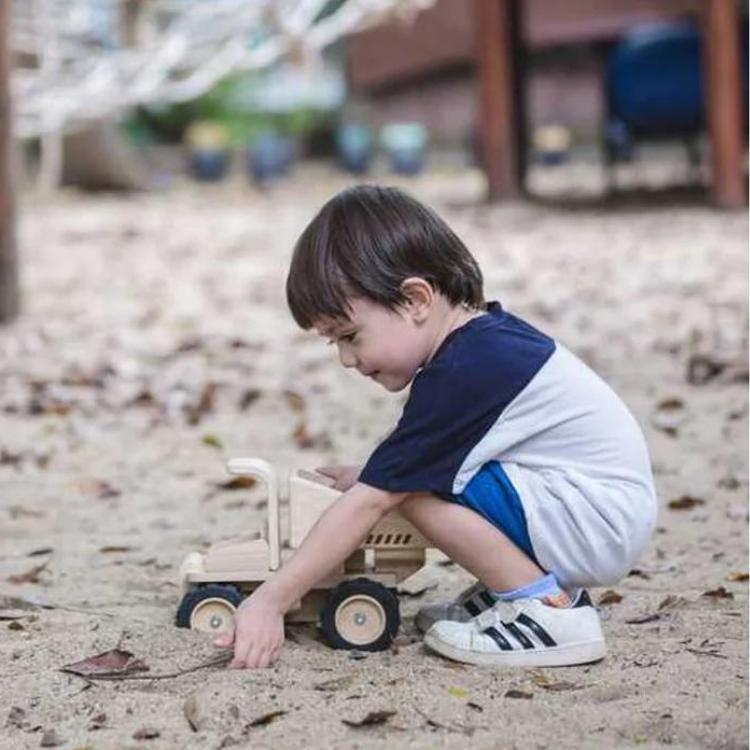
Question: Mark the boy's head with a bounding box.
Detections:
[286,185,485,391]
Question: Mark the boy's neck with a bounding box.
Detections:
[425,302,484,364]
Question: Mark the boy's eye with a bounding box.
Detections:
[340,332,357,343]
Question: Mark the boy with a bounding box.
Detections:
[215,185,658,669]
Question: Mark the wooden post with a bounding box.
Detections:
[475,0,524,201]
[0,0,20,321]
[703,0,745,209]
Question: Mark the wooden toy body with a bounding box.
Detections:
[178,458,429,624]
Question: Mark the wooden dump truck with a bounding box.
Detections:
[176,458,430,651]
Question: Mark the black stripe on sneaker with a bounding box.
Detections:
[517,614,557,647]
[479,591,496,608]
[483,626,514,650]
[504,622,534,649]
[464,599,481,617]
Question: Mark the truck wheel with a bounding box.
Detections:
[320,578,400,651]
[175,584,243,634]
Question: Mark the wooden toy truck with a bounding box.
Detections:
[176,458,430,651]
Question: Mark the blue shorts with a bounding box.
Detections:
[445,461,539,564]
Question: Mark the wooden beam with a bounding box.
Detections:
[475,0,524,201]
[703,0,745,209]
[0,0,20,321]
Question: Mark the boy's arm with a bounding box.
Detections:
[218,481,405,669]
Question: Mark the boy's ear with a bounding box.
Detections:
[400,277,434,322]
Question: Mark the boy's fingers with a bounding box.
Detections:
[214,630,234,648]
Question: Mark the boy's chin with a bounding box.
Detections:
[375,374,410,392]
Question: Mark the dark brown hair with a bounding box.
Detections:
[286,185,485,328]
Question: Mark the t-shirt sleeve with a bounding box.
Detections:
[358,316,555,497]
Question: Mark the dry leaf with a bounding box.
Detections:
[202,433,223,449]
[727,572,749,582]
[504,689,533,700]
[657,595,688,611]
[238,389,261,411]
[598,590,623,605]
[283,390,306,413]
[187,382,217,425]
[702,586,734,600]
[133,727,160,740]
[99,545,133,553]
[448,686,469,699]
[61,648,149,678]
[247,710,287,727]
[7,562,48,585]
[668,495,705,510]
[342,710,396,728]
[216,476,257,491]
[625,613,662,625]
[651,397,685,436]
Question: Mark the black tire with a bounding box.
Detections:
[320,578,400,651]
[175,584,243,630]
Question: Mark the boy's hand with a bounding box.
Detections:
[315,464,360,492]
[214,589,284,669]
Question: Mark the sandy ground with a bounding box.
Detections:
[0,164,747,749]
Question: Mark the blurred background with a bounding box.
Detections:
[0,7,748,746]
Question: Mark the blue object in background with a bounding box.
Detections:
[380,123,428,176]
[336,123,373,174]
[607,22,705,137]
[248,132,294,185]
[188,150,230,182]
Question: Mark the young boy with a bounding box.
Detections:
[215,185,658,669]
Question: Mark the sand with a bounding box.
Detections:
[0,164,747,749]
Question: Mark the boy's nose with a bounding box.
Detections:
[338,346,357,369]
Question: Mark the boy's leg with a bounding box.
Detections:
[399,492,544,591]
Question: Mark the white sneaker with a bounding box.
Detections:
[415,581,497,634]
[423,591,606,667]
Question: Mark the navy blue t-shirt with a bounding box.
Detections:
[358,302,555,497]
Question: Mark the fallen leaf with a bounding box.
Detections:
[283,390,306,413]
[342,710,396,728]
[467,701,484,712]
[7,562,48,585]
[293,421,315,449]
[702,586,734,600]
[183,693,201,732]
[0,448,23,467]
[727,572,749,582]
[0,610,31,621]
[447,686,469,699]
[247,710,287,728]
[89,712,107,730]
[504,689,533,700]
[625,613,662,625]
[133,727,160,740]
[202,433,223,449]
[215,476,257,491]
[598,590,623,605]
[687,354,726,385]
[668,495,705,510]
[61,649,149,678]
[238,389,261,411]
[27,547,53,557]
[8,621,24,631]
[651,398,685,436]
[99,545,133,554]
[657,595,688,611]
[187,382,217,425]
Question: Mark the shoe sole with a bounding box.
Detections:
[423,631,607,667]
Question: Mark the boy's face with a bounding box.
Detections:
[314,297,431,392]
